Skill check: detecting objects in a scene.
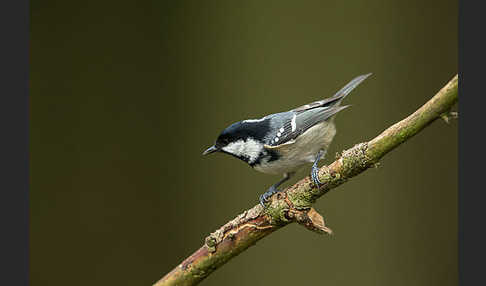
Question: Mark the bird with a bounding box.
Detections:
[203,73,371,207]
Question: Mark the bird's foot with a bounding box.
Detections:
[259,186,279,207]
[311,164,322,187]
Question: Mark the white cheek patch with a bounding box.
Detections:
[222,138,263,163]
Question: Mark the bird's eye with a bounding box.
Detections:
[217,138,229,146]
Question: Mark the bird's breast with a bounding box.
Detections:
[253,121,336,175]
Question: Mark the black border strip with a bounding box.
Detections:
[459,1,485,285]
[0,0,29,285]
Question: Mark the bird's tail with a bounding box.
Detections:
[330,73,372,105]
[292,73,372,112]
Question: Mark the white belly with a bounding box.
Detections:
[254,121,336,175]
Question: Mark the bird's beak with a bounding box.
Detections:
[202,145,218,155]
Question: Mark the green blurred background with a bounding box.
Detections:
[30,1,457,285]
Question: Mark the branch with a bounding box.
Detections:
[154,74,458,286]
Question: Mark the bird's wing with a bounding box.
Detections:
[264,74,371,150]
[264,105,349,150]
[292,73,371,112]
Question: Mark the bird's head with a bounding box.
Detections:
[202,120,268,164]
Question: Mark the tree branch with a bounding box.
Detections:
[154,74,458,286]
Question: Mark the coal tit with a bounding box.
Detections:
[203,74,371,207]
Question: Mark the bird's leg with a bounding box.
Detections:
[259,172,295,207]
[311,150,327,187]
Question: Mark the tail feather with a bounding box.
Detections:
[332,73,372,100]
[292,73,371,112]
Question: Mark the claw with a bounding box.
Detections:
[258,172,295,207]
[259,194,267,207]
[259,186,278,207]
[311,165,322,187]
[311,150,325,188]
